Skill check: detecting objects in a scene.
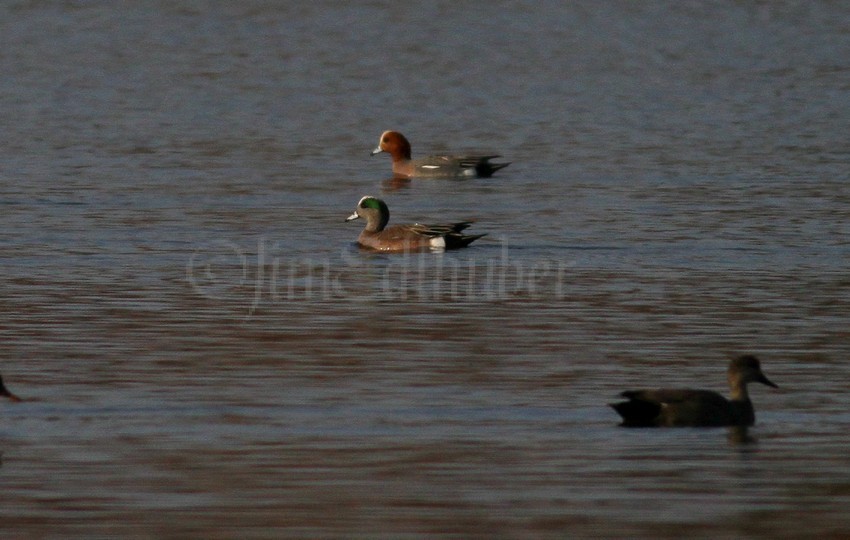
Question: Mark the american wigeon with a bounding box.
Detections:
[0,375,22,402]
[371,130,510,179]
[610,355,778,427]
[345,196,485,252]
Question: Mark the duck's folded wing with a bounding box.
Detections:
[623,389,726,404]
[407,222,475,237]
[619,389,733,426]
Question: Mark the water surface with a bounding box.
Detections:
[1,2,850,538]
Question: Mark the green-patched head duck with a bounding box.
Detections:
[346,196,485,252]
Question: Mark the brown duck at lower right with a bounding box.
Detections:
[611,355,778,427]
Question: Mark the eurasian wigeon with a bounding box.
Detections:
[610,355,778,427]
[345,196,485,252]
[370,130,510,179]
[0,374,22,402]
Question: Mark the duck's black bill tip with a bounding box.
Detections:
[759,374,779,388]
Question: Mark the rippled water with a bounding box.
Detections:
[2,2,850,538]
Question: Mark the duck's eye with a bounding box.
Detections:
[382,137,389,143]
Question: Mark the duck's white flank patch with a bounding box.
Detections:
[421,165,440,169]
[430,237,446,248]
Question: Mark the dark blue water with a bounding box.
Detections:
[1,2,849,537]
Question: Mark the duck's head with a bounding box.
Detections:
[346,196,390,232]
[729,355,778,389]
[371,130,412,160]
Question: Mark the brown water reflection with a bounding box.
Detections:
[3,263,849,536]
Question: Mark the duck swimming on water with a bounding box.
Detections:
[610,355,778,427]
[371,130,510,179]
[346,195,485,252]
